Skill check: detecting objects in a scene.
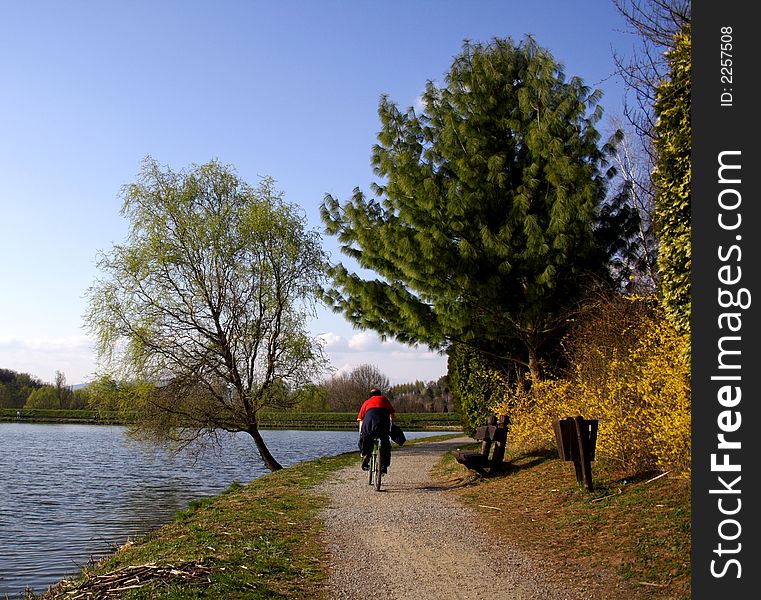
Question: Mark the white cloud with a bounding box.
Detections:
[0,336,97,385]
[317,332,344,349]
[347,332,378,350]
[329,362,355,377]
[0,329,447,388]
[319,331,447,385]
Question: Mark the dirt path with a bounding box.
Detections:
[317,438,593,600]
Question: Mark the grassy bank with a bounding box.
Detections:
[0,408,124,424]
[435,446,691,600]
[1,409,461,430]
[35,451,360,600]
[30,437,689,600]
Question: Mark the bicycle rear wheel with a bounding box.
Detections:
[374,446,383,491]
[368,451,375,485]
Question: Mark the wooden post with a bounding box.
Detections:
[480,415,497,456]
[490,415,509,468]
[553,416,598,491]
[552,418,573,461]
[573,416,594,491]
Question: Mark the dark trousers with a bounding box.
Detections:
[359,432,391,467]
[359,407,392,467]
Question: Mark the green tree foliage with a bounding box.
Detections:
[596,181,648,290]
[653,26,691,335]
[69,388,91,410]
[447,343,506,436]
[25,385,60,409]
[289,383,329,412]
[85,158,327,470]
[52,370,74,408]
[0,368,43,408]
[87,375,155,418]
[321,37,610,381]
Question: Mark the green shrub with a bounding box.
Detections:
[448,342,506,436]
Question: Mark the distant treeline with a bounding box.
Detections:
[0,365,454,416]
[0,368,43,408]
[0,408,460,430]
[295,363,452,413]
[0,369,89,410]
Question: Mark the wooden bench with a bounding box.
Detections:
[452,415,508,474]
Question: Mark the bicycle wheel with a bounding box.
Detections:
[368,451,375,485]
[374,445,383,491]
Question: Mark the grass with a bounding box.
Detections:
[32,434,689,600]
[433,444,691,600]
[0,408,121,423]
[35,452,359,600]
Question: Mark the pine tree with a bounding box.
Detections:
[321,37,611,381]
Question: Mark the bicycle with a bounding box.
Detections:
[367,436,385,491]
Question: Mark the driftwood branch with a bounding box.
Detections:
[644,471,671,484]
[41,562,213,599]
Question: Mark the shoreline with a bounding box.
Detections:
[27,435,463,600]
[0,409,462,430]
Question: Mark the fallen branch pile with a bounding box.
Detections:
[41,562,212,599]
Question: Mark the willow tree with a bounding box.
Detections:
[86,158,327,470]
[321,37,609,381]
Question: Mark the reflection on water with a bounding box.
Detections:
[0,423,442,596]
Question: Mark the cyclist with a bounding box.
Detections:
[357,388,395,473]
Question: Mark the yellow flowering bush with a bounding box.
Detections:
[630,318,691,475]
[493,296,690,477]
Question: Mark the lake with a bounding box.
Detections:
[0,422,444,597]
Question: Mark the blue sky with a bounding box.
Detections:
[0,0,633,386]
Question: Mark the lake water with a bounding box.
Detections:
[0,423,444,597]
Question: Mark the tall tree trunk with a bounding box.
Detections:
[247,426,283,471]
[527,345,542,383]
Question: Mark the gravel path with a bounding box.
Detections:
[317,437,593,600]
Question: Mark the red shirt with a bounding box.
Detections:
[357,395,395,421]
